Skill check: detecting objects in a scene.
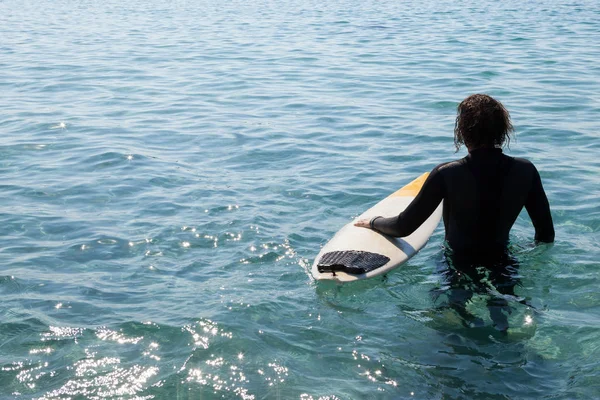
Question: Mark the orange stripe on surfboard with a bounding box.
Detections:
[389,172,429,197]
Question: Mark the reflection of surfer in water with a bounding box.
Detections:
[355,94,555,332]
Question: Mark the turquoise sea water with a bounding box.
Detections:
[1,0,599,398]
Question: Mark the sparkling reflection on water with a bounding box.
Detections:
[1,0,600,398]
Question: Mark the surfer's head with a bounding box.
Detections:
[454,94,514,151]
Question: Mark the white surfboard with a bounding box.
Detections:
[311,173,443,282]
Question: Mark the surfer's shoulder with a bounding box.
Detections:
[510,156,538,173]
[432,159,465,174]
[511,156,533,166]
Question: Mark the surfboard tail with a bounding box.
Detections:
[317,250,390,275]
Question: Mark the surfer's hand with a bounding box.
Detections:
[355,216,383,230]
[354,219,371,229]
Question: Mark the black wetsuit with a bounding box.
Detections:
[371,148,555,261]
[371,148,554,331]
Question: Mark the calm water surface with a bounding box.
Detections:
[1,0,599,398]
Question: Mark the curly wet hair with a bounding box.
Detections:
[454,94,514,151]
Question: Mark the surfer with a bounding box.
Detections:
[354,94,554,331]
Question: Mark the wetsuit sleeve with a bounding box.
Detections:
[371,166,445,237]
[525,166,555,243]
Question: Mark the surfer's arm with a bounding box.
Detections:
[525,167,555,243]
[366,167,445,237]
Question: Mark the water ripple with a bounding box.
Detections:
[1,0,600,398]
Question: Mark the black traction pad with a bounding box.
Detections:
[317,250,390,275]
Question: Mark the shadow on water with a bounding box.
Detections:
[313,273,391,313]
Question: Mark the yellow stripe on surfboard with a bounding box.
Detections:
[390,172,429,197]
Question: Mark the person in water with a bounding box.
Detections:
[355,94,555,331]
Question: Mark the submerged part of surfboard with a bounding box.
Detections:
[311,172,443,283]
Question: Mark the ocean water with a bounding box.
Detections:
[1,0,599,398]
